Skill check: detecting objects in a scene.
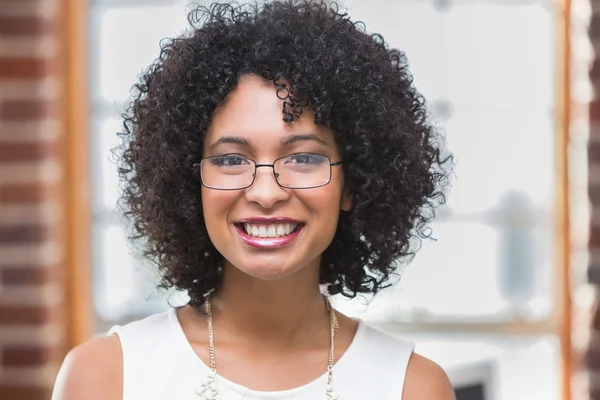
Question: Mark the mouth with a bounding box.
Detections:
[237,222,302,238]
[234,220,305,249]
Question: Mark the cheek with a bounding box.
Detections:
[299,184,344,224]
[201,189,238,233]
[298,187,343,258]
[313,171,346,212]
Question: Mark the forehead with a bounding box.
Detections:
[204,75,335,149]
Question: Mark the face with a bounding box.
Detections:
[201,75,351,281]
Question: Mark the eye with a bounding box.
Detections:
[286,154,326,165]
[210,155,251,167]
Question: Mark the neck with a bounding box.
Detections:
[209,261,330,343]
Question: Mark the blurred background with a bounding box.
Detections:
[0,0,591,398]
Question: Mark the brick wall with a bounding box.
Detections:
[0,1,67,399]
[569,0,600,399]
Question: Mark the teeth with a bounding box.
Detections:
[259,226,267,237]
[243,223,298,238]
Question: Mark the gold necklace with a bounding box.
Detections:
[195,295,340,400]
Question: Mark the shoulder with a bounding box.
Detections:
[402,353,456,400]
[52,335,123,400]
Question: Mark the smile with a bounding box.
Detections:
[234,222,304,249]
[242,223,299,238]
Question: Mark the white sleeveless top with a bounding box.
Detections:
[108,308,414,400]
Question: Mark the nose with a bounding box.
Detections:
[244,166,290,208]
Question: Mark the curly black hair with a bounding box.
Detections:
[116,0,452,308]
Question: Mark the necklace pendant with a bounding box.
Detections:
[325,383,340,400]
[195,370,219,399]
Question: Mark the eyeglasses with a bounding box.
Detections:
[194,153,343,190]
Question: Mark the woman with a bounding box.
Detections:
[53,1,454,399]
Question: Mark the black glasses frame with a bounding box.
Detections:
[193,153,343,190]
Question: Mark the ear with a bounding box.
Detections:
[340,185,352,212]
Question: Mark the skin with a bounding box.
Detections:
[52,75,455,400]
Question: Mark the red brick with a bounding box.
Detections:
[1,266,53,285]
[0,305,57,325]
[0,0,47,5]
[0,184,55,204]
[590,99,600,122]
[591,59,600,83]
[590,226,600,247]
[2,345,51,367]
[591,142,600,163]
[0,141,58,162]
[589,266,600,286]
[594,306,600,333]
[0,387,51,400]
[1,100,57,121]
[0,58,54,79]
[591,15,600,38]
[0,225,52,244]
[591,186,600,205]
[0,17,54,35]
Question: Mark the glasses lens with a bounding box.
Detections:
[201,156,255,189]
[274,154,331,188]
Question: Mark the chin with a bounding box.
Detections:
[220,242,324,283]
[238,263,300,281]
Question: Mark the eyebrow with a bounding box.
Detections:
[207,136,251,152]
[207,132,328,152]
[281,133,328,146]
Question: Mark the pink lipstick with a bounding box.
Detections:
[235,217,304,249]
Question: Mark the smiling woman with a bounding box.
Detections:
[52,1,454,400]
[200,76,352,281]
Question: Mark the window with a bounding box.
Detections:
[89,0,193,328]
[89,1,566,398]
[332,0,556,325]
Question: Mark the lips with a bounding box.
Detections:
[234,217,305,249]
